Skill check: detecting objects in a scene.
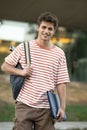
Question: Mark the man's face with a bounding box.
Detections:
[37,21,55,41]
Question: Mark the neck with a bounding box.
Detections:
[36,38,53,49]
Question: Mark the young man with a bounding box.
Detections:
[1,12,70,130]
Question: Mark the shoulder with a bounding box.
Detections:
[14,40,36,52]
[15,42,24,50]
[54,45,65,56]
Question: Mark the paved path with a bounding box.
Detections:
[0,122,87,130]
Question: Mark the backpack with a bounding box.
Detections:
[10,42,30,99]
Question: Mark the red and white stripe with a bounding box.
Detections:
[5,40,70,108]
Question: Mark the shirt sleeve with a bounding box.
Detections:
[57,51,70,84]
[5,43,22,66]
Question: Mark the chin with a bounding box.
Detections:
[42,37,49,41]
[43,39,49,42]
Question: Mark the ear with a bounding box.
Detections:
[53,29,56,36]
[53,31,55,35]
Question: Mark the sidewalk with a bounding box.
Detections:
[0,122,87,130]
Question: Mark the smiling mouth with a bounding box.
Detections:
[43,34,50,37]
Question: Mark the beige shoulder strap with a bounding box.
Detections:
[24,42,31,66]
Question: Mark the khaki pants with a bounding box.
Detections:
[13,101,55,130]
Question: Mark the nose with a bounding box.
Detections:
[45,28,50,34]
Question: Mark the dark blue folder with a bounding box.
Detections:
[47,91,66,120]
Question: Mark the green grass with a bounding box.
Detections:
[0,103,15,121]
[0,103,87,121]
[66,105,87,121]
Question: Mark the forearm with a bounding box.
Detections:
[1,62,23,76]
[56,83,66,110]
[1,62,33,77]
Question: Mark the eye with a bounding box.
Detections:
[42,26,46,29]
[48,27,53,31]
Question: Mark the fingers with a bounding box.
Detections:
[57,115,64,122]
[57,108,65,122]
[23,66,33,77]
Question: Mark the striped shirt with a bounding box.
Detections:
[5,40,70,108]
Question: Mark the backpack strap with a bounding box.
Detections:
[24,42,31,66]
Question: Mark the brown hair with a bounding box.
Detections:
[37,12,58,31]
